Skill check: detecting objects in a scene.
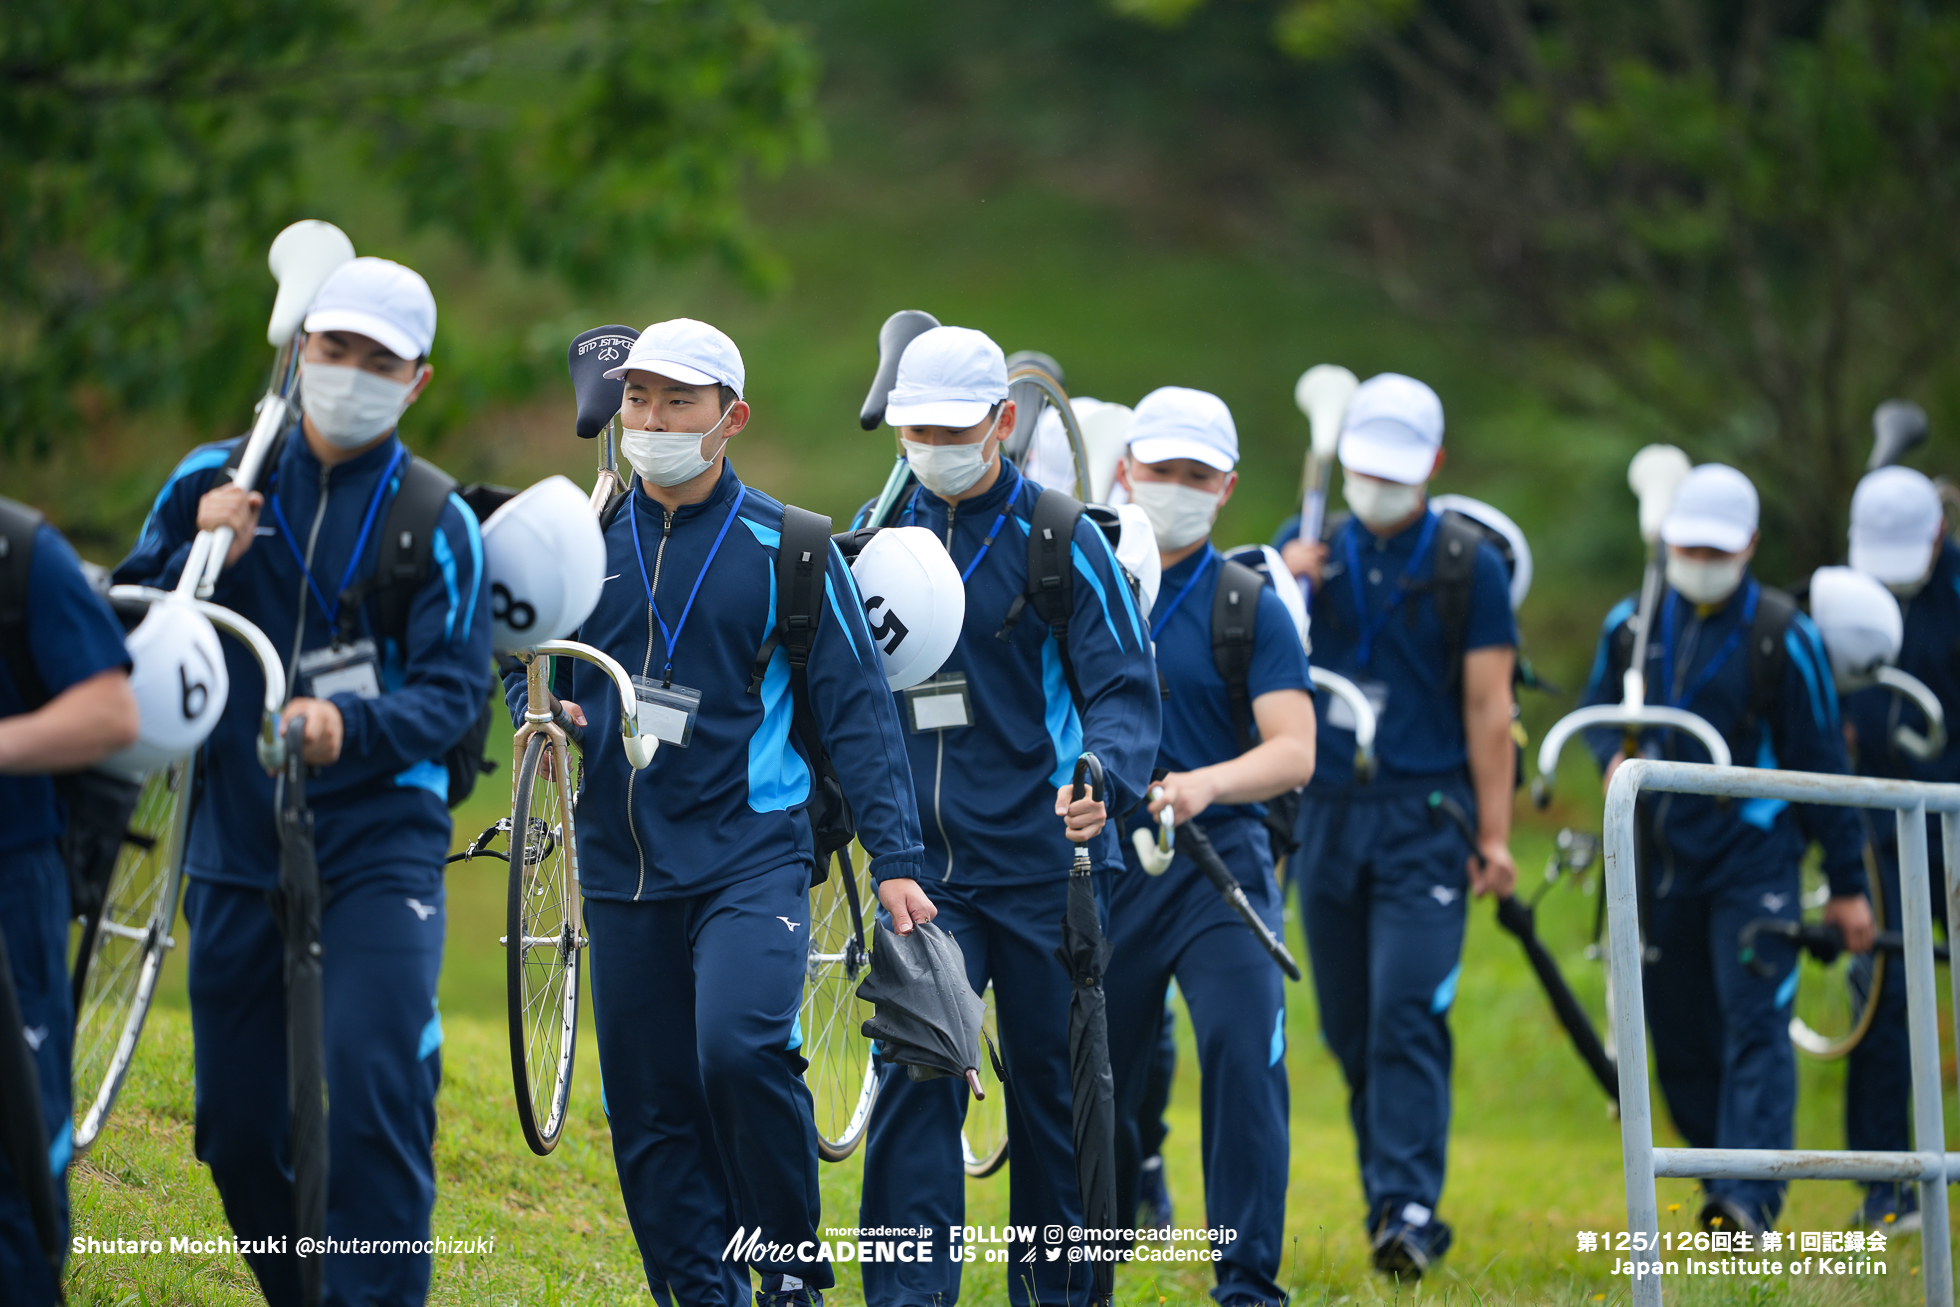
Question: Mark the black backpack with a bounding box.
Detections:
[1603,581,1797,761]
[1210,554,1304,858]
[0,497,146,921]
[222,436,497,808]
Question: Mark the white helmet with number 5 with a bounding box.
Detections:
[104,599,229,780]
[481,476,606,653]
[850,526,965,691]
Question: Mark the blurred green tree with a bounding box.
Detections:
[1125,0,1960,570]
[0,0,817,452]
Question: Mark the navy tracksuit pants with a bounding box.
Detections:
[1642,868,1802,1225]
[1845,833,1927,1206]
[1109,816,1289,1307]
[585,861,827,1305]
[185,868,446,1307]
[0,843,72,1307]
[1295,778,1470,1231]
[860,876,1106,1307]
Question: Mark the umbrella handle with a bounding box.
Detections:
[1070,752,1105,804]
[1133,784,1175,875]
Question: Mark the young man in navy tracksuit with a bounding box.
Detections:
[520,318,929,1307]
[856,325,1161,1307]
[1105,389,1316,1307]
[115,258,491,1306]
[0,506,136,1305]
[1577,463,1872,1234]
[1840,466,1959,1231]
[1276,373,1517,1278]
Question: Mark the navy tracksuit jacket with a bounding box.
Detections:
[1109,544,1310,1307]
[859,459,1160,1307]
[1842,540,1960,1205]
[0,523,131,1305]
[116,424,492,1307]
[509,462,924,1304]
[1579,574,1865,1226]
[1275,509,1515,1234]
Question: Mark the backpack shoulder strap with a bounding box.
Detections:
[997,486,1087,707]
[1744,584,1799,744]
[0,497,48,709]
[1211,556,1264,754]
[342,456,458,647]
[1603,591,1640,691]
[1430,510,1484,698]
[748,505,834,693]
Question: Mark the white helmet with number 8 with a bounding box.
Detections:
[850,527,965,690]
[480,476,607,653]
[104,599,229,780]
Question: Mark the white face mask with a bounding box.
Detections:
[1128,480,1220,551]
[902,413,1002,498]
[300,361,416,449]
[1666,554,1748,605]
[621,405,733,488]
[1343,475,1424,530]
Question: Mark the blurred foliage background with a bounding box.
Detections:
[6,0,1960,735]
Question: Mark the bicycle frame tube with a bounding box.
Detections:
[589,412,624,514]
[521,641,658,769]
[109,585,290,770]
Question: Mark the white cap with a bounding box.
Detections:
[303,257,436,361]
[1660,464,1758,553]
[1126,386,1238,471]
[604,317,745,398]
[1849,466,1943,585]
[886,327,1009,429]
[1337,373,1444,485]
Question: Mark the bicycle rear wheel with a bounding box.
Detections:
[1790,861,1885,1060]
[962,980,1007,1177]
[807,847,879,1161]
[71,759,192,1155]
[507,731,583,1155]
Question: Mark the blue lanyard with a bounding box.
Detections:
[1151,546,1216,642]
[1657,580,1757,711]
[270,444,406,632]
[1343,511,1440,669]
[906,489,1007,583]
[629,486,748,683]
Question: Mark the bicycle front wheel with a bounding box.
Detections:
[806,847,879,1161]
[72,759,192,1155]
[507,731,583,1155]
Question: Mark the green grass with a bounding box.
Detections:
[65,778,1947,1305]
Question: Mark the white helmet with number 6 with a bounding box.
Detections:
[103,599,228,780]
[850,527,965,690]
[1808,565,1904,692]
[481,476,606,653]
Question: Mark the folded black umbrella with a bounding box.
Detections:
[857,920,991,1095]
[269,719,327,1307]
[1178,821,1303,981]
[1057,754,1117,1306]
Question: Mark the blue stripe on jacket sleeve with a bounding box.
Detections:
[748,556,812,811]
[137,446,232,548]
[1582,597,1637,705]
[1087,524,1145,647]
[1784,618,1830,736]
[824,541,864,664]
[447,492,484,643]
[431,528,460,644]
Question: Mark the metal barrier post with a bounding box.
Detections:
[1945,813,1960,1142]
[1901,804,1954,1303]
[1603,770,1664,1305]
[1603,760,1959,1307]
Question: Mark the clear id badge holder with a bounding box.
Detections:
[904,673,974,733]
[633,676,702,747]
[297,639,382,700]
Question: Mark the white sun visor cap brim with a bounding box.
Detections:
[884,326,1008,429]
[302,257,437,362]
[1848,466,1944,584]
[601,317,745,397]
[1336,373,1444,485]
[1127,386,1238,471]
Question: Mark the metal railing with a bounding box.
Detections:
[1604,759,1960,1306]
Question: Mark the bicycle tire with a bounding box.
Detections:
[507,731,583,1155]
[962,980,1007,1178]
[1790,848,1886,1060]
[71,759,192,1156]
[808,847,880,1161]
